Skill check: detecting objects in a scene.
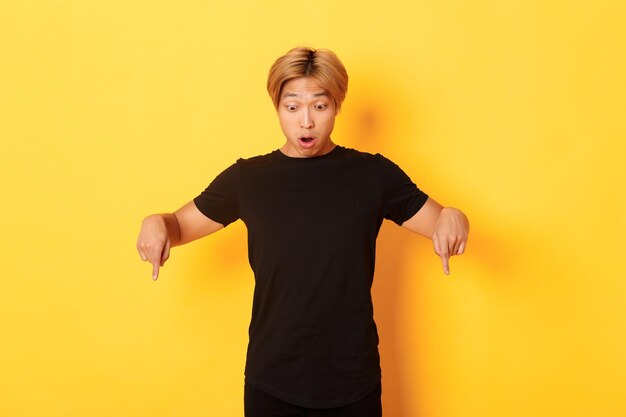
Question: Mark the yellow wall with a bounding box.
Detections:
[1,1,625,416]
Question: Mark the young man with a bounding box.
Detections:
[137,46,469,417]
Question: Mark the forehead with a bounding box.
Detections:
[281,77,328,99]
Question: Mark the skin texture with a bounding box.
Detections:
[136,76,470,279]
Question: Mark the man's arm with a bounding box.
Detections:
[402,198,469,275]
[136,201,224,281]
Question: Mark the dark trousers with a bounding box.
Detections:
[244,383,382,417]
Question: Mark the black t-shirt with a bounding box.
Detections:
[194,145,428,408]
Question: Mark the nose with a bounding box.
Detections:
[300,109,314,129]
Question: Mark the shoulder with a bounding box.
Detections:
[335,146,385,163]
[338,146,399,170]
[235,150,280,168]
[337,146,373,158]
[208,151,276,182]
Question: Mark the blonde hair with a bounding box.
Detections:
[267,46,349,112]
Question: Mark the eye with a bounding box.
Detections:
[314,104,328,110]
[285,105,297,111]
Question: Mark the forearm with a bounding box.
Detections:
[402,198,443,238]
[138,201,225,280]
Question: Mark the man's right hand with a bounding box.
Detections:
[136,214,173,281]
[136,202,225,281]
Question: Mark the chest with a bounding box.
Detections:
[238,162,382,237]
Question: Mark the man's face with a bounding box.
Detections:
[277,77,337,158]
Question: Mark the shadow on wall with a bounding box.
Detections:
[185,221,250,291]
[349,70,515,416]
[372,223,421,417]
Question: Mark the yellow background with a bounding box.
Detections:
[1,0,625,416]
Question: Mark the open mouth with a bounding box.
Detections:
[300,136,315,143]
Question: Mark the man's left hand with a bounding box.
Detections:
[432,207,469,275]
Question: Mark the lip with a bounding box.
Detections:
[298,136,317,149]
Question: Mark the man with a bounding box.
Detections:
[137,46,469,417]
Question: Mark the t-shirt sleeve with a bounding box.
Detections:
[193,161,240,227]
[377,154,429,226]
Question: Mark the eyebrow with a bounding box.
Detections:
[281,91,329,99]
